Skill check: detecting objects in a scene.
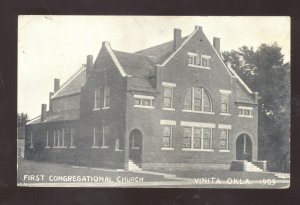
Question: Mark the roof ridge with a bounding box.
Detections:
[51,65,85,99]
[113,49,156,59]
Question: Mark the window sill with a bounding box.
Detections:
[131,147,140,150]
[102,107,110,110]
[69,146,76,149]
[182,148,214,152]
[29,146,34,149]
[219,150,230,152]
[93,108,101,111]
[182,110,215,114]
[53,146,67,148]
[238,115,253,118]
[162,108,175,111]
[134,105,154,109]
[91,146,99,149]
[101,146,109,149]
[161,147,174,151]
[45,146,50,149]
[188,64,211,69]
[220,113,231,116]
[115,149,124,152]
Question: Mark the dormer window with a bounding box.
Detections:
[188,52,211,69]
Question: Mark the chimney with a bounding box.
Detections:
[49,92,54,112]
[173,28,182,51]
[213,37,221,56]
[54,78,60,92]
[41,104,47,122]
[86,55,94,79]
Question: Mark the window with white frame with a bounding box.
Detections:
[134,94,154,108]
[163,87,173,108]
[92,127,100,148]
[70,129,75,148]
[188,52,211,68]
[221,94,229,113]
[29,132,34,148]
[183,87,212,112]
[220,129,229,150]
[94,87,101,109]
[101,126,109,148]
[45,131,49,148]
[53,129,65,148]
[162,126,172,148]
[183,127,213,150]
[238,106,253,117]
[103,86,110,108]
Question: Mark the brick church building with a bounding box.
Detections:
[25,26,266,171]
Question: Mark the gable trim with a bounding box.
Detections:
[158,27,199,67]
[104,41,129,77]
[207,41,253,94]
[26,115,41,125]
[51,66,85,99]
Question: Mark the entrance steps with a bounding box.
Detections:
[245,161,263,172]
[128,160,142,171]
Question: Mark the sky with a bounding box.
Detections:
[18,16,290,119]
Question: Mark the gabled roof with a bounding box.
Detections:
[51,65,86,99]
[135,36,188,64]
[26,109,80,125]
[113,50,156,77]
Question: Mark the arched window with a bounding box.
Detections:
[184,87,212,112]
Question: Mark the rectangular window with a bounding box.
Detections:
[30,132,34,148]
[220,129,229,150]
[92,127,100,148]
[94,87,101,109]
[104,86,110,108]
[202,128,212,149]
[102,126,109,148]
[182,127,213,150]
[46,131,49,148]
[70,129,75,148]
[188,52,210,68]
[134,95,154,108]
[221,94,229,113]
[184,88,192,110]
[163,87,173,108]
[238,106,253,117]
[162,126,172,148]
[183,127,192,148]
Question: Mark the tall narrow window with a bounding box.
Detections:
[162,126,172,148]
[92,127,100,148]
[46,131,49,148]
[53,131,56,147]
[221,94,229,113]
[104,86,110,108]
[30,132,34,148]
[70,129,75,148]
[184,88,192,110]
[94,87,101,109]
[183,87,212,112]
[220,129,229,150]
[102,126,109,148]
[193,128,201,148]
[61,129,65,147]
[163,87,173,108]
[203,128,212,149]
[183,127,192,148]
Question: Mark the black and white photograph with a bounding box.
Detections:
[17,16,290,188]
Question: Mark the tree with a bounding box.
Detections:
[222,43,290,172]
[17,112,28,126]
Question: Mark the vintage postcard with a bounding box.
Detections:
[17,16,290,188]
